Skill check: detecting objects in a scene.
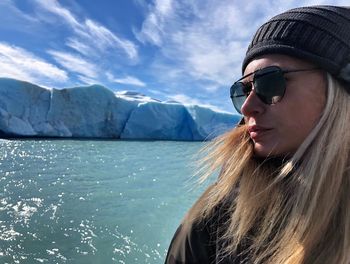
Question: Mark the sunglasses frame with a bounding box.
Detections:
[230,66,320,114]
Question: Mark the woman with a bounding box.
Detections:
[165,5,350,264]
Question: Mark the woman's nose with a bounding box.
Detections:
[241,90,266,117]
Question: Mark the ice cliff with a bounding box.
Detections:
[0,78,240,140]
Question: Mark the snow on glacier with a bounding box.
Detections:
[0,78,240,140]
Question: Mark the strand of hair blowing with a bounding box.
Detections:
[187,75,350,263]
[287,76,350,264]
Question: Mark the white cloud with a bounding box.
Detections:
[48,50,98,79]
[167,93,223,112]
[136,0,174,45]
[0,0,39,27]
[34,0,138,60]
[77,75,99,85]
[65,38,94,57]
[106,72,146,87]
[155,0,173,15]
[167,94,201,105]
[0,42,67,84]
[138,0,350,93]
[136,13,162,46]
[34,0,80,28]
[136,0,255,89]
[178,34,247,85]
[85,19,138,60]
[202,84,221,93]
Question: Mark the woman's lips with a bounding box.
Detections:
[248,125,272,140]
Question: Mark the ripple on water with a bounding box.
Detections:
[0,139,205,263]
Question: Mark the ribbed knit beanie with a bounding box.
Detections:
[242,5,350,87]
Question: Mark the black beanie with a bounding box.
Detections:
[242,5,350,86]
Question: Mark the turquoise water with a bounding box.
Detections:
[0,139,210,263]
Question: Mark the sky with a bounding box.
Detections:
[0,0,348,113]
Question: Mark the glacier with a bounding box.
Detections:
[0,78,240,140]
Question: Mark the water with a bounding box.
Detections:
[0,139,210,264]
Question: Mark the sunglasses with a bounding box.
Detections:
[230,66,319,114]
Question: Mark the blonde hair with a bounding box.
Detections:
[184,74,350,264]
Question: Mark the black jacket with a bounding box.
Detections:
[164,205,251,264]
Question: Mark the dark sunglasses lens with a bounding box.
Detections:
[254,68,286,104]
[230,82,248,113]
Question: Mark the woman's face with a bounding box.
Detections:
[241,54,327,157]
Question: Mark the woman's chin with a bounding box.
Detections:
[253,143,274,157]
[253,143,294,159]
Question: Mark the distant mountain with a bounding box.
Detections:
[0,78,240,140]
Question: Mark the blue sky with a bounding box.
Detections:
[0,0,348,113]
